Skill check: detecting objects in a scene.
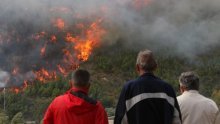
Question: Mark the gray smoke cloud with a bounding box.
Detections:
[0,70,10,87]
[0,0,220,87]
[104,0,220,57]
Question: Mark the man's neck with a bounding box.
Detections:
[139,71,153,76]
[71,86,89,94]
[183,90,199,94]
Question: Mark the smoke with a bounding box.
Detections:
[0,0,220,87]
[104,0,220,57]
[0,70,10,87]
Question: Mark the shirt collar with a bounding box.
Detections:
[183,90,199,94]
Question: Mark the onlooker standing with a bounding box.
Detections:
[177,71,220,124]
[114,49,182,124]
[43,69,108,124]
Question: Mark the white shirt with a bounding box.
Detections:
[177,90,219,124]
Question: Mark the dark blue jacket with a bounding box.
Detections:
[114,73,182,124]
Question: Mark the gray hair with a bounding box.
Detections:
[179,71,199,90]
[136,49,157,72]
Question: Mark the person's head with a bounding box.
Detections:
[179,71,200,93]
[136,49,157,75]
[71,69,91,89]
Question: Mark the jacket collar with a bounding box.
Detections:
[140,72,155,77]
[68,87,89,95]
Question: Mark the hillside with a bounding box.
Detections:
[0,43,220,123]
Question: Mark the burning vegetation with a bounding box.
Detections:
[0,6,106,93]
[0,0,219,94]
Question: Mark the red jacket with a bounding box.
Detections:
[43,87,108,124]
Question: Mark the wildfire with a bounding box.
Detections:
[3,7,106,94]
[53,18,65,30]
[33,32,46,41]
[40,44,47,56]
[23,80,28,89]
[57,65,67,74]
[35,19,106,82]
[65,19,106,61]
[12,67,19,75]
[13,88,20,94]
[35,68,56,82]
[50,35,57,42]
[0,0,154,95]
[74,41,93,61]
[65,33,76,43]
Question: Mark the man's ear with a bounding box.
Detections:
[136,64,140,73]
[180,85,186,94]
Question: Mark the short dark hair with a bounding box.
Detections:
[72,69,90,87]
[179,71,199,90]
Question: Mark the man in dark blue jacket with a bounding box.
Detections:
[114,49,182,124]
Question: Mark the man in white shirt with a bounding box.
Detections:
[177,71,220,124]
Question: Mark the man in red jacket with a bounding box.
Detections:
[43,69,108,124]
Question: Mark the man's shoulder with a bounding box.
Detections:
[96,101,105,108]
[194,93,217,106]
[152,78,175,94]
[47,94,68,110]
[202,96,219,109]
[123,77,175,97]
[177,94,185,104]
[52,94,68,104]
[124,77,168,86]
[177,93,218,108]
[124,79,136,87]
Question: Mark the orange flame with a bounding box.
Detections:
[57,65,67,74]
[65,33,77,43]
[40,44,47,56]
[34,68,57,82]
[23,80,28,90]
[13,88,20,94]
[53,18,65,30]
[12,67,19,75]
[28,13,106,84]
[8,13,106,92]
[33,31,46,41]
[74,41,93,61]
[65,19,105,61]
[50,35,57,42]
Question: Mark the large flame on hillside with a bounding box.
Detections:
[65,19,105,61]
[33,18,105,84]
[0,0,152,93]
[4,15,105,93]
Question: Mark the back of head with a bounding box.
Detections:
[179,71,199,91]
[72,69,90,87]
[136,49,157,72]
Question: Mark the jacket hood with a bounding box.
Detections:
[65,88,97,115]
